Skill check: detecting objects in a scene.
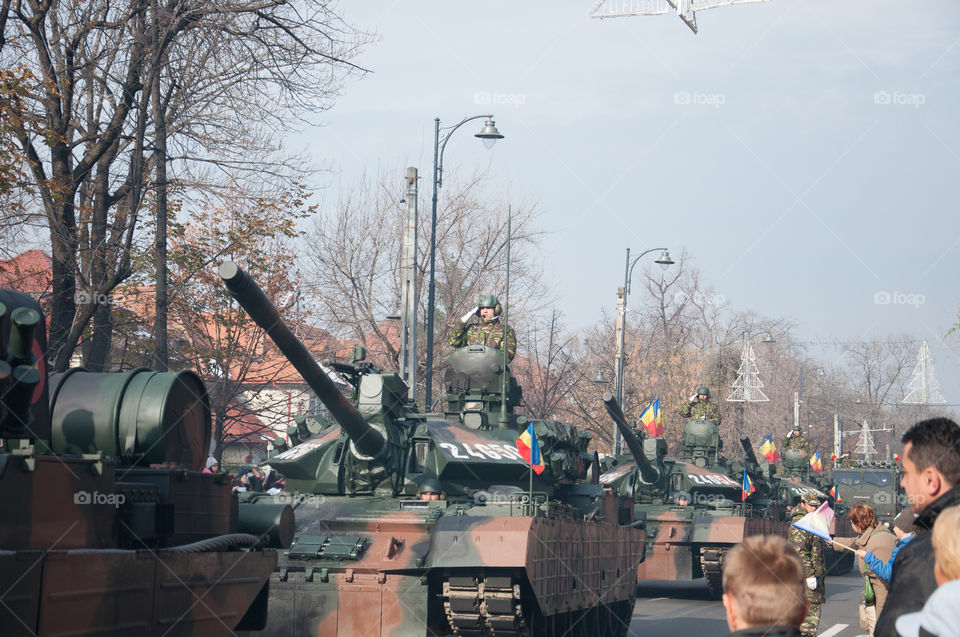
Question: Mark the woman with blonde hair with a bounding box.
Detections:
[834,503,896,635]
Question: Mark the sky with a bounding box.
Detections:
[295,0,960,404]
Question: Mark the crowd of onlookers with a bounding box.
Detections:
[722,417,960,637]
[203,457,285,495]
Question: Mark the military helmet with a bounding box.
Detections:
[478,294,498,308]
[417,476,443,495]
[800,492,821,505]
[697,385,710,398]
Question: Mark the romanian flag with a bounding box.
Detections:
[809,449,823,473]
[516,423,545,475]
[638,397,663,437]
[827,484,840,502]
[894,453,901,462]
[758,434,779,463]
[742,469,755,501]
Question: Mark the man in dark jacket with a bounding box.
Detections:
[875,417,960,637]
[722,535,807,636]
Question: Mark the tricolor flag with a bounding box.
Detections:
[792,509,831,542]
[638,397,663,437]
[809,449,823,472]
[827,484,840,502]
[816,500,835,526]
[758,434,779,463]
[516,423,545,475]
[742,469,755,501]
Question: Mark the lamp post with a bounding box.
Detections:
[612,247,674,455]
[423,115,504,410]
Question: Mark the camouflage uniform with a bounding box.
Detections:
[782,431,810,452]
[789,505,826,636]
[448,318,517,361]
[677,399,721,426]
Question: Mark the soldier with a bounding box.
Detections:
[789,492,827,636]
[677,385,722,425]
[448,294,516,361]
[783,425,811,452]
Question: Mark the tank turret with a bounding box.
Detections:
[681,418,721,467]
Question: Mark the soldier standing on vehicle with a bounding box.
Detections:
[789,492,827,636]
[677,385,722,425]
[448,294,516,361]
[783,425,811,452]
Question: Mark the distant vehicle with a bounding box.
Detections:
[830,461,902,525]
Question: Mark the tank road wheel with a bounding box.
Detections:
[443,573,529,636]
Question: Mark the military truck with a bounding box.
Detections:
[221,262,645,637]
[829,460,902,526]
[0,288,286,636]
[600,395,785,598]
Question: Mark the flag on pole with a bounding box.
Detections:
[638,397,663,437]
[758,434,779,463]
[809,449,823,472]
[516,423,545,475]
[827,484,841,502]
[742,469,755,501]
[792,509,831,542]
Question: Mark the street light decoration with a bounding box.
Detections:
[424,114,505,409]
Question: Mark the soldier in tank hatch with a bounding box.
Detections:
[448,294,516,361]
[677,385,722,426]
[783,425,810,452]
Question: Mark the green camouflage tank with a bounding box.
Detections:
[221,263,645,637]
[600,396,785,599]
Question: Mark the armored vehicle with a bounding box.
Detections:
[0,288,285,636]
[221,262,645,637]
[829,460,902,525]
[599,395,785,598]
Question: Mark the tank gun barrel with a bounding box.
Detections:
[740,436,761,469]
[219,262,387,461]
[602,392,659,484]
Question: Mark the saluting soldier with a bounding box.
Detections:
[789,492,827,636]
[677,385,722,425]
[783,425,811,452]
[448,294,516,361]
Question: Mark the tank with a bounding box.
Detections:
[828,460,902,525]
[599,394,785,599]
[0,288,286,636]
[220,262,646,637]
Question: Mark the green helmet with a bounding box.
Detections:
[478,294,498,309]
[417,477,443,495]
[697,385,710,398]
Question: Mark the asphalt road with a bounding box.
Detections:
[629,569,870,636]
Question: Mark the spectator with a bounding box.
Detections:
[232,467,252,493]
[895,505,960,637]
[260,464,285,494]
[203,457,219,474]
[835,503,896,634]
[857,508,916,582]
[875,418,960,637]
[721,535,808,636]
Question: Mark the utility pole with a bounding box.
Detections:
[399,168,418,402]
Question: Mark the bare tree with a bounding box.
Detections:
[1,0,368,371]
[302,169,550,403]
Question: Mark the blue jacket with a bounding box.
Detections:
[864,532,913,581]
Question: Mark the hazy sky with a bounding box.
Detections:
[300,0,960,404]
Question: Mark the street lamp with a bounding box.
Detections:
[424,115,504,409]
[612,247,674,455]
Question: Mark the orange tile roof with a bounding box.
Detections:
[0,249,53,294]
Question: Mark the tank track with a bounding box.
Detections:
[700,547,725,600]
[443,574,526,637]
[442,573,633,637]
